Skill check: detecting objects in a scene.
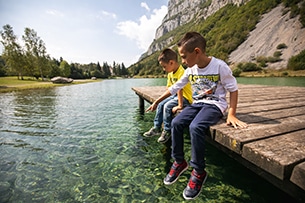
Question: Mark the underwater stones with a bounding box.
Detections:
[0,181,11,202]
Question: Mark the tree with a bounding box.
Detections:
[0,24,25,79]
[121,63,128,76]
[102,62,111,78]
[22,27,49,80]
[0,55,6,76]
[59,60,71,77]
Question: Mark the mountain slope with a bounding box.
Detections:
[129,0,305,76]
[229,4,305,69]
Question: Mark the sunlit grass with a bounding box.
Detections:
[0,76,100,93]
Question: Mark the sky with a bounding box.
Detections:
[0,0,168,66]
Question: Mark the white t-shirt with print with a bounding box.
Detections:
[168,57,238,114]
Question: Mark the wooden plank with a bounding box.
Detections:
[291,162,305,190]
[132,86,166,104]
[211,114,305,154]
[242,130,305,180]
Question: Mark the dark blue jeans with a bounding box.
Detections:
[171,103,223,171]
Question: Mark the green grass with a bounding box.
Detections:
[0,76,99,93]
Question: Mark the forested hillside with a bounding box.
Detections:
[128,0,305,77]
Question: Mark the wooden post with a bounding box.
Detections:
[139,96,144,114]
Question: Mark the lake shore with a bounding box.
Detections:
[0,77,101,93]
[1,69,305,93]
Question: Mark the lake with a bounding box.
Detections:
[0,77,303,203]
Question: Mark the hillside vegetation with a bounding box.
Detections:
[128,0,305,77]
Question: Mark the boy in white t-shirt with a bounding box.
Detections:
[146,32,247,200]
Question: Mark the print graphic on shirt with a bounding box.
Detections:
[170,77,178,84]
[189,74,219,100]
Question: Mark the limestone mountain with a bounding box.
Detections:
[129,0,305,76]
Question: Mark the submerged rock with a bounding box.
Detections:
[51,76,73,84]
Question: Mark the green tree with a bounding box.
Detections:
[49,58,61,78]
[22,27,49,80]
[0,24,25,79]
[102,62,111,78]
[59,60,71,77]
[121,63,128,76]
[0,55,6,76]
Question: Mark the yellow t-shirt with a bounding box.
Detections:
[167,65,193,104]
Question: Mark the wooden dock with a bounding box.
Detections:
[132,84,305,202]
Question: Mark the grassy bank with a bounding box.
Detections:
[239,69,305,77]
[0,77,100,93]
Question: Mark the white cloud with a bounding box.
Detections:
[96,10,117,20]
[116,5,167,51]
[141,2,150,11]
[46,9,64,17]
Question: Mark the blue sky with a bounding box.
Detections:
[0,0,168,66]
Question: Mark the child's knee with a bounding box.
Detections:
[189,122,208,134]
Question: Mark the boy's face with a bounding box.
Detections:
[159,60,176,73]
[178,46,197,67]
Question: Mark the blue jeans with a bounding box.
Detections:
[171,103,223,170]
[154,95,190,132]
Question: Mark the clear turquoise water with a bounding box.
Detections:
[0,77,302,203]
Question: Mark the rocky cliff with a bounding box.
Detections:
[229,4,305,69]
[146,0,250,56]
[144,0,305,68]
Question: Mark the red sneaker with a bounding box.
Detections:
[183,169,208,200]
[163,160,188,185]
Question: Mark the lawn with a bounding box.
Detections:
[0,76,99,93]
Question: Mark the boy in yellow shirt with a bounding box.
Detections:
[144,48,192,143]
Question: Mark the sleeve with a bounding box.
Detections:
[220,63,238,92]
[166,73,172,87]
[168,70,189,95]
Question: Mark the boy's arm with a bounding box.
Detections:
[226,90,248,129]
[146,89,171,112]
[172,89,184,113]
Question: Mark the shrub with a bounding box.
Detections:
[273,51,282,58]
[237,62,262,72]
[276,43,287,49]
[282,71,289,76]
[232,68,242,77]
[287,49,305,70]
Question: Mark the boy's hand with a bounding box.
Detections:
[145,102,158,112]
[226,114,248,129]
[172,106,182,114]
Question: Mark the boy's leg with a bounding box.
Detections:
[182,103,222,200]
[158,96,180,143]
[163,104,201,185]
[171,104,201,162]
[163,97,190,132]
[189,103,223,170]
[153,96,173,129]
[162,97,178,132]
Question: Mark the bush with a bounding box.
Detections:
[273,51,282,58]
[237,62,262,72]
[232,68,242,77]
[277,43,287,49]
[287,49,305,70]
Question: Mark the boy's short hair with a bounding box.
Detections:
[158,48,178,63]
[177,32,206,53]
